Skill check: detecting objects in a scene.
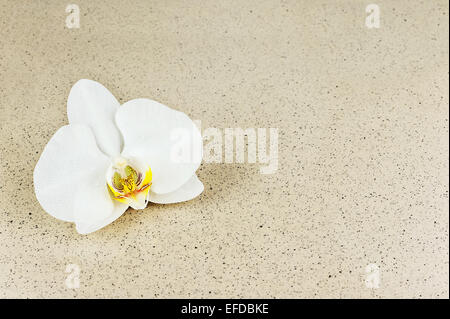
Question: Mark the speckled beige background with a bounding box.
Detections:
[0,0,448,298]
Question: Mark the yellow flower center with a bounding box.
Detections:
[106,158,152,208]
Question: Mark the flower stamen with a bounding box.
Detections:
[106,158,152,209]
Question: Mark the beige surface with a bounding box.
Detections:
[0,0,448,298]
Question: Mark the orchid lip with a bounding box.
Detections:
[106,156,152,209]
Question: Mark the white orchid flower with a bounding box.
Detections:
[34,79,203,234]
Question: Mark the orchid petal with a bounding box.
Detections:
[75,202,128,235]
[67,79,122,157]
[115,98,202,194]
[34,125,127,233]
[148,174,203,204]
